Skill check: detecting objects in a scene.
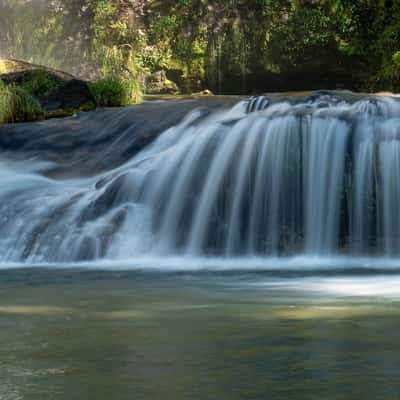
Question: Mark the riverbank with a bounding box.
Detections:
[2,58,400,127]
[0,59,143,124]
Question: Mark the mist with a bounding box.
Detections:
[0,0,95,77]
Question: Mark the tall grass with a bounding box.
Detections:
[0,80,44,124]
[89,76,142,107]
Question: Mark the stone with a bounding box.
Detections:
[145,70,179,95]
[40,79,96,112]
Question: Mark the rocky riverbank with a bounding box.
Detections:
[0,59,145,124]
[0,59,215,124]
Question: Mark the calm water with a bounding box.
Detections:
[1,268,400,400]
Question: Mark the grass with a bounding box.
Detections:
[0,74,143,125]
[0,80,44,124]
[19,70,64,97]
[88,76,143,107]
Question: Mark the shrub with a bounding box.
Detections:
[88,76,142,107]
[0,80,44,124]
[20,70,64,97]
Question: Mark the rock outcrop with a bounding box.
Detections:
[145,70,179,95]
[40,79,95,112]
[0,59,95,120]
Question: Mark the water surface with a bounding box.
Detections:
[1,267,400,400]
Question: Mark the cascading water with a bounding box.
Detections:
[1,92,400,264]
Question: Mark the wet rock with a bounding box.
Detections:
[76,236,98,261]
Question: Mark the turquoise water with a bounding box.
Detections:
[1,269,400,399]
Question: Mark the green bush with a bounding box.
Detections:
[0,80,44,124]
[20,70,64,97]
[0,81,13,123]
[88,76,142,107]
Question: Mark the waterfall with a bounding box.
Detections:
[1,92,400,263]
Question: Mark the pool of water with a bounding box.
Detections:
[1,268,400,399]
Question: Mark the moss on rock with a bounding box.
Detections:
[0,59,143,124]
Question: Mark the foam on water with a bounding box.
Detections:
[1,255,400,273]
[1,92,400,268]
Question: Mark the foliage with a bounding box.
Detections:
[2,0,400,93]
[0,80,44,124]
[91,1,134,76]
[88,76,143,107]
[19,70,64,97]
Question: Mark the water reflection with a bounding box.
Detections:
[0,270,400,399]
[247,275,400,299]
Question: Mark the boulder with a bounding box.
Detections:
[192,89,214,96]
[40,79,96,112]
[145,70,179,95]
[0,58,75,82]
[0,58,95,115]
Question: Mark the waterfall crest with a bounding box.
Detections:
[1,92,400,262]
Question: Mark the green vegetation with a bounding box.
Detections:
[0,80,14,123]
[19,70,64,97]
[0,68,142,125]
[89,76,142,107]
[1,1,400,93]
[0,80,44,124]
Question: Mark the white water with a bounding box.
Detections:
[2,255,400,272]
[2,92,400,267]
